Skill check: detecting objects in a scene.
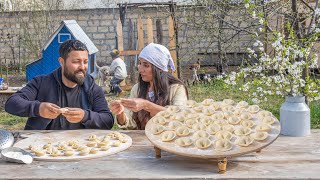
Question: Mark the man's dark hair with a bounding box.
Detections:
[59,40,88,60]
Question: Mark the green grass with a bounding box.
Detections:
[1,80,319,130]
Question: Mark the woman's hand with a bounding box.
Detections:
[110,100,125,115]
[120,98,147,112]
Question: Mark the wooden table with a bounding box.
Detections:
[0,130,319,179]
[0,87,20,110]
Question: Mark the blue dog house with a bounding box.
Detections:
[26,20,98,81]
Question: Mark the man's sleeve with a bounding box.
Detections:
[5,78,42,117]
[81,85,114,129]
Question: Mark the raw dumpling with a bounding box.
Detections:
[236,101,249,108]
[262,116,276,125]
[214,139,233,152]
[193,104,203,112]
[207,124,221,135]
[201,99,215,106]
[215,130,233,140]
[176,126,191,137]
[233,109,242,116]
[223,99,234,105]
[100,146,110,151]
[251,131,269,141]
[223,111,233,119]
[211,102,221,111]
[170,113,185,122]
[192,123,207,131]
[235,136,254,147]
[168,121,183,130]
[152,116,166,125]
[185,113,198,120]
[64,150,74,156]
[240,112,252,120]
[112,140,121,147]
[151,124,165,135]
[89,148,98,154]
[213,119,228,126]
[212,112,224,120]
[195,138,212,149]
[185,100,197,108]
[193,130,210,140]
[185,119,199,128]
[200,116,214,125]
[247,105,260,113]
[166,106,181,113]
[256,124,272,132]
[79,147,90,156]
[257,110,272,119]
[157,111,171,118]
[221,105,235,112]
[222,124,235,133]
[234,127,251,136]
[228,116,241,125]
[175,137,193,147]
[87,141,97,147]
[202,107,215,116]
[161,131,176,142]
[88,134,97,141]
[240,120,255,128]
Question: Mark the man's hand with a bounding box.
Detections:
[39,102,61,119]
[120,98,146,112]
[109,100,124,115]
[61,108,85,123]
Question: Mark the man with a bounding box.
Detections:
[109,49,127,96]
[5,40,114,130]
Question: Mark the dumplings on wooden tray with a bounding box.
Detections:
[214,139,233,152]
[234,127,251,136]
[150,124,165,135]
[176,126,191,137]
[175,137,193,147]
[195,138,212,149]
[251,132,269,141]
[235,136,254,147]
[161,131,176,142]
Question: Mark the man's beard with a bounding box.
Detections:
[63,65,86,85]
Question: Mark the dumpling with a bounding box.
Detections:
[185,100,197,108]
[157,111,172,118]
[34,149,46,157]
[257,110,272,119]
[234,127,251,136]
[64,150,74,156]
[211,102,221,111]
[168,121,183,130]
[89,148,98,154]
[193,104,203,112]
[152,116,166,125]
[228,116,241,125]
[87,141,97,147]
[250,131,269,141]
[176,126,191,137]
[262,116,276,125]
[100,146,110,151]
[175,137,193,147]
[235,136,254,147]
[255,124,272,132]
[222,124,235,133]
[185,113,198,120]
[233,109,242,116]
[49,148,60,157]
[206,124,221,135]
[88,134,97,141]
[192,123,207,131]
[240,112,252,120]
[223,111,233,119]
[202,107,216,115]
[170,113,185,122]
[193,130,210,140]
[214,139,233,152]
[150,124,165,135]
[215,130,233,140]
[212,112,224,120]
[221,105,235,112]
[240,120,255,128]
[185,119,199,128]
[247,105,260,113]
[97,141,108,148]
[79,148,90,156]
[236,101,249,108]
[195,138,212,149]
[200,116,214,125]
[166,106,181,113]
[112,140,121,147]
[161,131,176,142]
[213,119,228,126]
[201,99,215,106]
[223,99,234,105]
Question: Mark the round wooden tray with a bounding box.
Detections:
[145,108,281,159]
[14,130,132,161]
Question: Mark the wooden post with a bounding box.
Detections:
[154,146,161,158]
[116,18,124,60]
[168,16,178,77]
[147,17,154,44]
[156,19,163,44]
[137,16,144,50]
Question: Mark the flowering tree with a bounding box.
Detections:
[221,0,320,104]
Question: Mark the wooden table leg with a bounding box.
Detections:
[218,157,227,174]
[154,146,161,158]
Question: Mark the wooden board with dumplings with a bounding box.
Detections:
[14,130,132,161]
[145,99,281,159]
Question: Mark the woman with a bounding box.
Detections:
[110,43,188,130]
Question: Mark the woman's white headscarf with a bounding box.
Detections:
[138,43,176,72]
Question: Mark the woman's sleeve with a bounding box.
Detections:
[115,84,138,129]
[170,84,188,106]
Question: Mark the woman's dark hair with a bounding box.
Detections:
[59,40,88,60]
[132,65,188,129]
